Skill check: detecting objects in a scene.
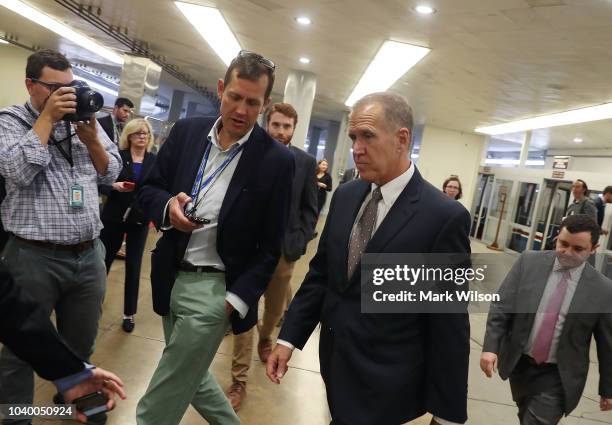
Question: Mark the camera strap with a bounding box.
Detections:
[22,103,74,167]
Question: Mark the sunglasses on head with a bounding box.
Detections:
[237,50,275,70]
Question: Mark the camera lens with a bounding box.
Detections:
[63,80,104,122]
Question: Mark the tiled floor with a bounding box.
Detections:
[16,219,612,424]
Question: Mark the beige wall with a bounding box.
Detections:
[0,44,30,107]
[417,126,486,210]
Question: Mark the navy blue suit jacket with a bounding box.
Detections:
[279,168,471,424]
[137,117,294,334]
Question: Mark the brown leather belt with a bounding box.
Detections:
[14,236,94,253]
[179,261,224,274]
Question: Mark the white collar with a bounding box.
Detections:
[370,161,415,207]
[207,117,254,151]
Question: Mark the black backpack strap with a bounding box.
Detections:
[0,111,33,131]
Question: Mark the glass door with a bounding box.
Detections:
[470,174,495,239]
[532,180,572,250]
[507,182,539,253]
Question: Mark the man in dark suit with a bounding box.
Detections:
[97,97,133,145]
[135,51,294,425]
[481,214,612,424]
[227,102,317,410]
[266,92,471,425]
[340,167,359,184]
[0,262,126,423]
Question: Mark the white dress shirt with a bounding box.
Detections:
[524,258,584,363]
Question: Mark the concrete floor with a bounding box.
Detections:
[23,218,612,425]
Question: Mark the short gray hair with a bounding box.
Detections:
[352,92,413,133]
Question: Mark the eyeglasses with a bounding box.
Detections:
[237,50,276,70]
[29,78,64,92]
[131,131,149,137]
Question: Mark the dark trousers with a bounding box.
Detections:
[0,237,106,425]
[510,356,566,425]
[100,221,149,316]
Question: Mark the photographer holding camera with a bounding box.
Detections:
[0,49,121,425]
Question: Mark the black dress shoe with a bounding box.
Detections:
[122,317,135,333]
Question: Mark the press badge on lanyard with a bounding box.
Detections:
[70,183,84,208]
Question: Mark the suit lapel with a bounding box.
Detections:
[519,252,559,338]
[560,264,597,341]
[218,124,265,227]
[181,125,211,195]
[364,168,423,256]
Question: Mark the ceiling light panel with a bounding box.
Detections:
[475,103,612,135]
[345,40,430,107]
[175,1,241,67]
[0,0,124,64]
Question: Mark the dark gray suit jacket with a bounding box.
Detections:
[483,250,612,414]
[282,145,317,262]
[97,114,116,144]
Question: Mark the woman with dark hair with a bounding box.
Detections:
[443,176,462,200]
[99,119,156,333]
[316,159,332,215]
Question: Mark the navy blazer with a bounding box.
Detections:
[137,117,294,334]
[100,149,156,224]
[279,168,471,424]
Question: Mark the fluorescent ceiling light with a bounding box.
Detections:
[484,158,545,166]
[78,77,119,97]
[0,0,123,64]
[175,1,241,67]
[415,5,436,15]
[345,40,430,107]
[475,103,612,135]
[0,39,8,44]
[573,137,583,143]
[299,57,311,64]
[295,16,312,25]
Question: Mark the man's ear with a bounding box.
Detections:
[217,78,224,99]
[25,78,35,96]
[398,127,411,151]
[591,243,600,254]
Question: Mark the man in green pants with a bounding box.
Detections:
[135,50,294,425]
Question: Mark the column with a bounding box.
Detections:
[324,120,340,171]
[518,131,532,168]
[119,54,162,116]
[168,89,186,122]
[308,126,322,158]
[330,112,350,190]
[283,70,317,149]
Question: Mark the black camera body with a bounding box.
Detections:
[62,80,104,122]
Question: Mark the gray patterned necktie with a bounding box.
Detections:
[347,187,383,280]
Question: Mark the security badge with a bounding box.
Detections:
[69,183,84,208]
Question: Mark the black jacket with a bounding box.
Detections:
[282,146,317,262]
[136,117,294,334]
[100,149,156,225]
[279,168,471,424]
[0,261,83,381]
[97,114,115,143]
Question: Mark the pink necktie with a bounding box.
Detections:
[531,270,571,364]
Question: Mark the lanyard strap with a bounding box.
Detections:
[190,140,245,201]
[24,103,74,167]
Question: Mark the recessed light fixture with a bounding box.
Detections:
[573,137,583,143]
[345,40,430,107]
[0,0,123,64]
[299,57,311,64]
[175,1,241,66]
[415,5,436,15]
[295,16,312,25]
[475,103,612,135]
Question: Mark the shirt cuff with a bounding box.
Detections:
[225,292,248,319]
[276,339,295,351]
[160,198,173,230]
[53,363,94,393]
[434,416,463,425]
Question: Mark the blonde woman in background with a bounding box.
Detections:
[99,119,156,332]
